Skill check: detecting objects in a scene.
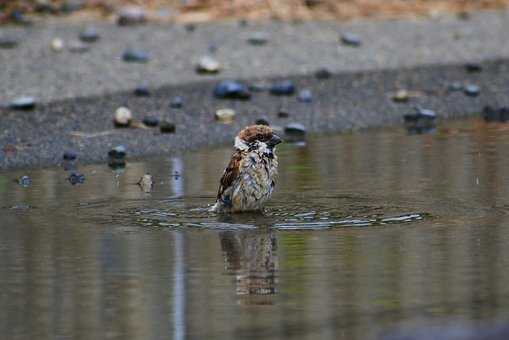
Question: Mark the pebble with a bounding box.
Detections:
[68,172,85,185]
[465,63,482,73]
[214,80,251,100]
[341,32,361,47]
[134,84,151,96]
[278,109,290,118]
[18,175,31,187]
[284,123,307,142]
[196,56,221,74]
[448,82,463,92]
[255,117,270,126]
[170,96,184,108]
[0,35,19,49]
[404,107,437,122]
[68,41,89,53]
[247,32,268,46]
[215,108,236,123]
[108,145,127,168]
[138,174,153,192]
[9,96,36,110]
[391,89,409,103]
[297,89,313,103]
[50,38,64,52]
[464,84,480,97]
[160,121,176,133]
[270,80,295,96]
[315,68,332,79]
[122,49,150,63]
[63,151,77,161]
[142,116,159,127]
[79,26,99,43]
[482,106,509,123]
[403,107,437,134]
[117,6,146,26]
[114,107,133,127]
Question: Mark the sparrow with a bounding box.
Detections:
[212,125,282,213]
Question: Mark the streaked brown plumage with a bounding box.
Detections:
[213,125,282,213]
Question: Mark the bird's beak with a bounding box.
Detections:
[268,134,282,147]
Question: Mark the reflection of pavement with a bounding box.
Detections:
[220,229,277,303]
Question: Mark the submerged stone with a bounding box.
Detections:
[122,49,150,63]
[196,56,221,74]
[247,32,268,45]
[68,172,85,185]
[464,84,480,97]
[79,26,99,43]
[18,175,31,187]
[270,80,295,96]
[117,6,146,26]
[142,115,159,127]
[170,96,184,108]
[215,108,236,123]
[0,35,19,49]
[341,32,361,47]
[298,89,313,103]
[138,174,153,192]
[214,80,251,100]
[9,96,36,110]
[114,107,133,127]
[160,121,176,133]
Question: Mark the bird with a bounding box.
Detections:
[212,125,282,213]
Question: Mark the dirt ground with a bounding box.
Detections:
[2,0,509,24]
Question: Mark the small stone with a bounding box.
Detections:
[214,80,251,100]
[50,38,64,52]
[114,107,133,127]
[68,40,89,53]
[315,68,332,79]
[0,35,19,49]
[270,80,295,96]
[142,116,159,127]
[284,123,307,142]
[196,56,221,74]
[160,121,176,133]
[391,89,409,103]
[63,151,77,161]
[68,172,85,185]
[255,117,270,126]
[117,6,146,26]
[215,108,236,123]
[134,84,151,96]
[341,32,361,47]
[448,82,463,92]
[184,23,196,32]
[170,96,184,108]
[464,84,480,97]
[298,89,313,103]
[137,174,153,192]
[247,32,268,46]
[465,63,482,73]
[403,107,437,132]
[108,145,127,168]
[278,109,290,118]
[79,26,100,43]
[482,106,509,123]
[18,175,31,187]
[9,96,36,110]
[122,49,150,63]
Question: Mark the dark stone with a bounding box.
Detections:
[214,80,251,100]
[315,68,332,79]
[68,172,85,185]
[284,123,307,142]
[117,7,146,26]
[9,96,36,110]
[134,84,151,96]
[255,117,270,126]
[247,32,268,46]
[79,26,100,43]
[63,151,77,161]
[298,89,313,103]
[142,116,159,127]
[270,80,296,96]
[404,107,437,134]
[482,106,509,122]
[122,49,150,63]
[278,109,290,118]
[18,175,31,187]
[464,84,480,97]
[465,63,482,73]
[0,35,19,49]
[341,32,361,47]
[160,121,176,133]
[170,96,184,108]
[404,107,437,122]
[448,81,464,92]
[108,145,127,168]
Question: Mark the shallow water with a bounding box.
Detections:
[1,118,509,339]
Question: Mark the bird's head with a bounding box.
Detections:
[234,125,282,155]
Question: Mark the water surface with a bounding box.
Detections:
[1,118,509,339]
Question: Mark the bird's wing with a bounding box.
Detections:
[217,151,243,200]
